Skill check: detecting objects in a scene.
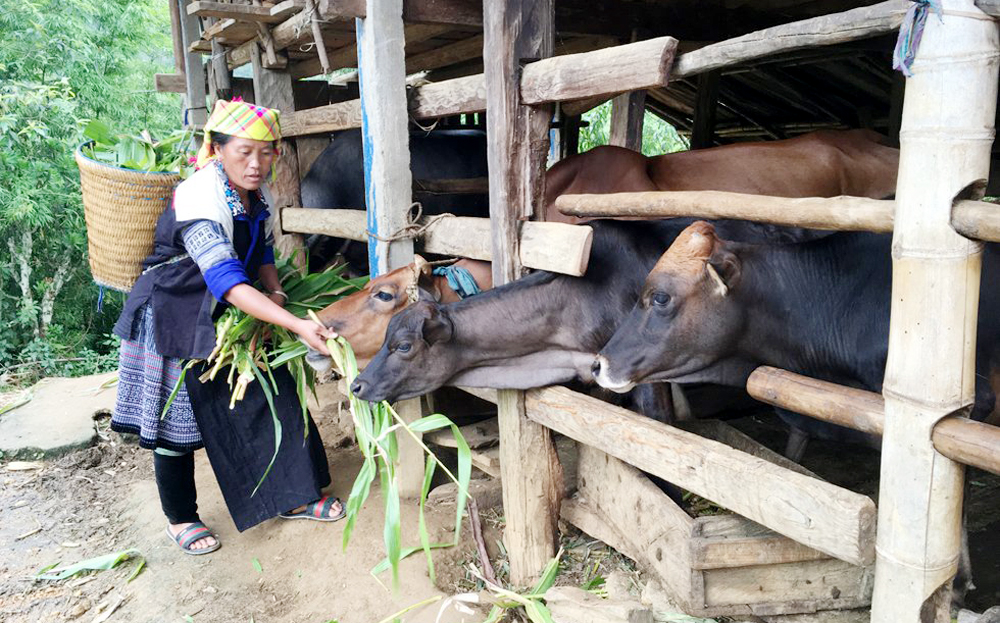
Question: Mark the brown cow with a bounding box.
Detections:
[312,255,491,368]
[546,129,899,223]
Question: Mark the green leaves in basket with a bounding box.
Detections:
[82,120,197,178]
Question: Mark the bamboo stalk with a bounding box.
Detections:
[871,4,1000,622]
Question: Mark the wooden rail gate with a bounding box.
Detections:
[169,1,1000,621]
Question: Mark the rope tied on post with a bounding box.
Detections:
[366,202,456,242]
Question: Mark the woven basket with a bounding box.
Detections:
[75,144,180,292]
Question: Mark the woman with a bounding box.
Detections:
[111,99,343,555]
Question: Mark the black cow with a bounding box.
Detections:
[592,221,1000,458]
[349,219,830,406]
[301,128,489,270]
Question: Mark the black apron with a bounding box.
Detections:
[186,362,331,532]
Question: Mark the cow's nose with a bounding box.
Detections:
[591,358,602,377]
[350,378,368,398]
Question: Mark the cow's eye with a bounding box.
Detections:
[651,292,670,307]
[375,291,394,302]
[395,342,412,353]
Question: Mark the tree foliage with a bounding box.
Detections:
[578,100,690,156]
[0,0,181,385]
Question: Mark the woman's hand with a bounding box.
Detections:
[294,318,336,356]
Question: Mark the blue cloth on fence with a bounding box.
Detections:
[893,0,943,77]
[432,265,482,299]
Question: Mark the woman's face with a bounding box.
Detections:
[215,137,276,192]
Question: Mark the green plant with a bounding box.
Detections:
[80,119,197,177]
[578,101,689,156]
[321,327,472,591]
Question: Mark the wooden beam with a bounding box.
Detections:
[608,90,645,152]
[187,1,287,23]
[154,73,187,93]
[520,36,677,106]
[484,0,560,585]
[201,17,259,44]
[279,208,593,276]
[746,367,1000,478]
[289,23,449,80]
[168,0,186,74]
[690,70,720,149]
[672,0,908,79]
[177,0,208,127]
[406,34,484,73]
[557,191,897,232]
[270,0,306,19]
[528,386,876,567]
[281,73,485,136]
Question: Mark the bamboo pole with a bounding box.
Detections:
[871,4,999,622]
[747,367,1000,476]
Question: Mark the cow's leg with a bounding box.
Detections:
[629,382,675,424]
[952,482,977,611]
[784,423,810,463]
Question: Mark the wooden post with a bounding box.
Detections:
[207,18,232,102]
[483,0,562,584]
[691,70,720,149]
[250,47,306,263]
[177,0,208,127]
[168,0,186,76]
[609,90,646,151]
[871,5,999,623]
[356,0,424,497]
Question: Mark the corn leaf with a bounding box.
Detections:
[249,365,281,498]
[35,549,144,581]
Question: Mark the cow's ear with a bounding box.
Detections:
[415,256,443,301]
[706,248,741,296]
[421,305,454,345]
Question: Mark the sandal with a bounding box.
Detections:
[279,496,346,522]
[165,521,221,556]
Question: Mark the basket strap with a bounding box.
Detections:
[142,253,191,275]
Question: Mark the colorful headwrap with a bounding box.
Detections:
[195,98,282,169]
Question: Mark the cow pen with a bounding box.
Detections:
[162,1,1000,621]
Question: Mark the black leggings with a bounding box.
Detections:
[153,450,200,525]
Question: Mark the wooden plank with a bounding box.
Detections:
[280,209,593,276]
[154,73,187,93]
[557,191,897,232]
[484,0,560,585]
[201,17,259,44]
[289,23,449,79]
[691,535,831,571]
[177,0,208,127]
[521,37,677,105]
[672,1,908,79]
[270,0,306,19]
[545,587,654,623]
[470,446,500,478]
[526,386,877,567]
[281,73,485,136]
[187,1,287,23]
[406,34,484,73]
[425,417,498,449]
[747,367,1000,477]
[168,0,186,74]
[564,445,697,607]
[702,559,872,614]
[608,90,645,152]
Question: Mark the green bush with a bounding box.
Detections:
[578,100,689,155]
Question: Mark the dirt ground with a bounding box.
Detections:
[3,387,998,623]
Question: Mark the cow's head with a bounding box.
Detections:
[307,256,441,371]
[350,300,456,402]
[592,221,745,392]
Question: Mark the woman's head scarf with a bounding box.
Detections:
[195,98,282,169]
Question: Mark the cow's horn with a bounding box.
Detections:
[705,263,728,297]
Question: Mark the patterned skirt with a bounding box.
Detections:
[111,304,203,452]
